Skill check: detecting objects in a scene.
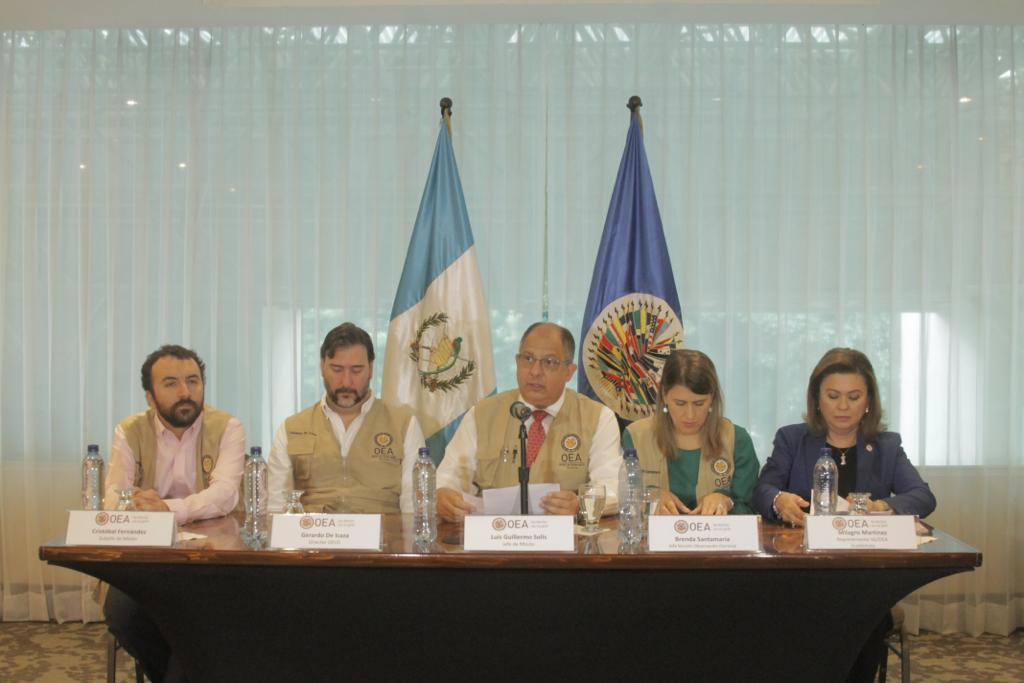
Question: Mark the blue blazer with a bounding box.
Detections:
[753,423,936,520]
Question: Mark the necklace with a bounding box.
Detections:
[836,447,851,466]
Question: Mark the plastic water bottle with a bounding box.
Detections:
[811,447,838,515]
[242,446,268,545]
[413,447,437,544]
[81,444,104,510]
[618,448,643,544]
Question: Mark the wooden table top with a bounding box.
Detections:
[40,513,982,571]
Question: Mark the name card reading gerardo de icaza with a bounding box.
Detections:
[463,515,575,551]
[647,515,761,552]
[65,510,176,547]
[269,513,382,550]
[804,515,917,550]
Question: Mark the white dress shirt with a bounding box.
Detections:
[436,389,622,512]
[104,411,246,524]
[268,394,425,513]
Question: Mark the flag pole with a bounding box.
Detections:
[628,94,643,133]
[440,96,453,134]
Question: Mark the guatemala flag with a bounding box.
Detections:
[577,98,684,422]
[382,111,496,464]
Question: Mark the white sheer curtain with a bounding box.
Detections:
[1,24,1020,634]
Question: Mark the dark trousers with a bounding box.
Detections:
[104,586,187,683]
[846,610,894,683]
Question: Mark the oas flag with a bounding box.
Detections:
[578,98,683,421]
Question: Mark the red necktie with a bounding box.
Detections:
[526,410,548,467]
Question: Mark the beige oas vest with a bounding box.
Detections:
[472,389,603,494]
[626,415,736,501]
[119,406,232,493]
[284,399,411,514]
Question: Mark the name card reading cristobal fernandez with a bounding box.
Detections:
[65,510,176,546]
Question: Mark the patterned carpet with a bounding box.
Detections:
[0,621,1021,682]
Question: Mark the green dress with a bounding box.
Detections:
[622,425,758,514]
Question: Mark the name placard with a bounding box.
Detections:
[648,515,761,552]
[269,514,381,550]
[805,515,917,550]
[66,510,176,547]
[463,515,574,552]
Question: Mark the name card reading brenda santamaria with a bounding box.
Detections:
[647,515,761,552]
[269,514,382,550]
[463,515,575,551]
[65,510,176,547]
[804,515,917,550]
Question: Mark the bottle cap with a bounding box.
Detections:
[87,444,99,453]
[418,447,430,457]
[250,446,262,456]
[624,448,637,459]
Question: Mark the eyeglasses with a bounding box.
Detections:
[516,353,572,372]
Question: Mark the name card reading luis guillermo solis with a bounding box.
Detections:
[463,515,574,551]
[270,514,382,550]
[805,515,917,550]
[66,510,176,546]
[647,515,761,552]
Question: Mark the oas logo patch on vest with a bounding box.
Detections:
[408,311,477,393]
[712,458,731,476]
[202,455,214,474]
[561,434,581,452]
[583,294,684,420]
[374,433,393,448]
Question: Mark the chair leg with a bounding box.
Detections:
[900,628,911,683]
[106,632,117,683]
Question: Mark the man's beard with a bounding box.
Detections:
[328,383,370,409]
[157,398,203,429]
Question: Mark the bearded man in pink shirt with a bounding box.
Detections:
[102,344,245,683]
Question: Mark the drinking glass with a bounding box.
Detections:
[577,483,606,532]
[643,486,662,518]
[284,490,305,515]
[116,488,136,511]
[849,492,871,515]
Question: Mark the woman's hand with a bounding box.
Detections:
[656,491,691,515]
[774,491,809,526]
[692,492,733,516]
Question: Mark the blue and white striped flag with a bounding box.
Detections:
[382,113,496,463]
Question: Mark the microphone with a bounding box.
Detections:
[509,401,532,421]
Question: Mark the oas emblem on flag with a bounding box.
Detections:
[583,294,684,420]
[408,311,477,393]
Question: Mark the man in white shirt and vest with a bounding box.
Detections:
[436,322,621,521]
[268,322,425,514]
[103,344,246,683]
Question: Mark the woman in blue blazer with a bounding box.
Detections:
[754,347,936,526]
[754,347,936,682]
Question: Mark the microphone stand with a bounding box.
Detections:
[518,421,530,515]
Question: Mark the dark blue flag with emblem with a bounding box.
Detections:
[578,97,684,421]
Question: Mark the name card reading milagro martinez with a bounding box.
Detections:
[270,514,382,550]
[463,515,575,551]
[805,515,918,550]
[66,510,176,546]
[647,515,762,552]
